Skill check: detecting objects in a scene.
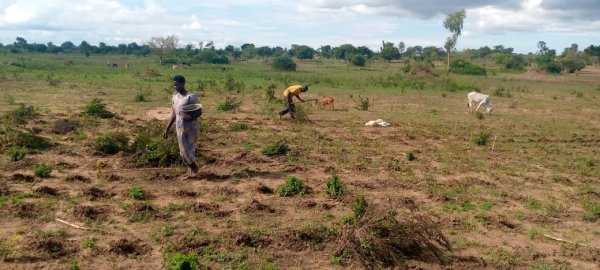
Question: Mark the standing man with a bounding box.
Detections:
[278,84,308,119]
[163,75,200,179]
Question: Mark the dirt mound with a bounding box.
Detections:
[174,189,197,197]
[12,203,41,219]
[83,187,113,200]
[11,173,34,182]
[109,238,150,256]
[34,186,59,196]
[73,205,109,221]
[192,202,230,217]
[65,174,90,182]
[241,199,276,214]
[235,232,272,248]
[517,68,557,81]
[52,119,79,134]
[29,235,77,259]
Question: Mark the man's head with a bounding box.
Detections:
[301,85,309,92]
[173,75,186,92]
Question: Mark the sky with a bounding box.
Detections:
[0,0,598,54]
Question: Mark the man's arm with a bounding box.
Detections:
[295,94,304,102]
[162,109,176,138]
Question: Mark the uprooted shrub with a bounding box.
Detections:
[261,140,289,157]
[129,121,180,167]
[8,146,28,161]
[16,132,53,150]
[335,207,452,268]
[325,175,346,197]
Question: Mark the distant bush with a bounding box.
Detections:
[351,55,366,67]
[493,87,513,98]
[278,176,307,196]
[84,99,114,118]
[261,140,289,157]
[32,163,52,178]
[130,122,180,167]
[450,60,487,75]
[325,175,346,197]
[92,132,129,155]
[196,50,229,64]
[168,252,200,270]
[217,96,241,111]
[272,55,297,71]
[8,146,28,161]
[405,151,415,161]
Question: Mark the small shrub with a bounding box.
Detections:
[229,122,249,131]
[272,55,297,71]
[8,146,28,161]
[82,237,96,248]
[475,111,484,120]
[134,86,152,102]
[6,103,36,124]
[217,96,241,112]
[352,195,368,220]
[261,140,289,157]
[325,175,346,197]
[475,132,491,146]
[278,176,307,196]
[84,98,114,118]
[405,151,415,161]
[168,252,200,270]
[32,163,52,178]
[70,261,80,270]
[354,95,374,111]
[265,84,278,103]
[92,132,129,155]
[351,55,366,67]
[128,186,146,200]
[224,74,245,92]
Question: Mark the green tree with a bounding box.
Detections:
[333,44,356,61]
[398,41,406,58]
[241,43,256,59]
[291,45,315,60]
[380,41,400,63]
[443,9,467,72]
[319,45,333,58]
[584,45,600,66]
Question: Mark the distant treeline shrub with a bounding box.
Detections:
[449,60,487,75]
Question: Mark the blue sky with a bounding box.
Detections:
[0,0,598,54]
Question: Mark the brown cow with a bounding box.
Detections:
[318,96,334,110]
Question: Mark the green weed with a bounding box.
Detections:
[92,132,128,154]
[7,146,28,161]
[261,140,289,157]
[325,175,346,197]
[128,186,146,200]
[84,98,114,118]
[278,176,307,197]
[217,96,241,111]
[352,195,368,220]
[32,163,52,178]
[475,132,490,146]
[168,252,200,270]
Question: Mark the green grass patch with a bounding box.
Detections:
[32,163,52,178]
[278,176,307,197]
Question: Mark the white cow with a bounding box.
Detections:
[467,91,493,114]
[172,65,178,70]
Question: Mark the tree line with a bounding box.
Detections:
[2,36,599,74]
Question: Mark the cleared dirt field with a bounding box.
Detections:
[0,57,599,269]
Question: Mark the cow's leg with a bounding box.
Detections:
[475,101,484,112]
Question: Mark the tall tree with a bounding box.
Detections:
[584,45,600,66]
[398,41,405,58]
[443,9,467,72]
[380,41,400,63]
[147,35,179,64]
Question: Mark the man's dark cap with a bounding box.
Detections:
[173,75,186,84]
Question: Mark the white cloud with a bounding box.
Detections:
[0,3,35,23]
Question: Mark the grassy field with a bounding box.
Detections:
[0,53,599,269]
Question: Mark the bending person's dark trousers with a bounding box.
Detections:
[278,95,296,118]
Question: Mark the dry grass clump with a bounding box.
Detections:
[335,207,452,269]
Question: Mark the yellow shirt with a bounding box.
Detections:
[283,85,303,97]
